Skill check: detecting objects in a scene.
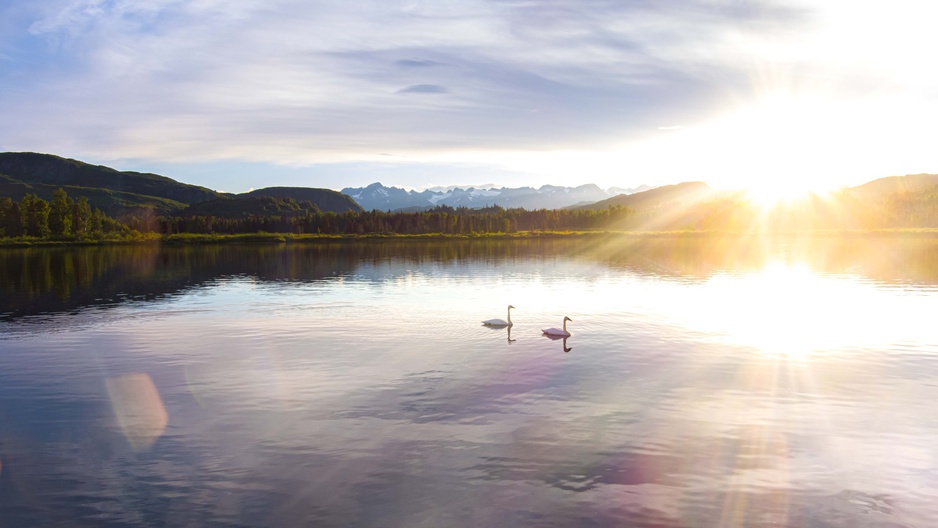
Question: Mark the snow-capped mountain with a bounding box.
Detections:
[341,182,644,211]
[609,184,653,196]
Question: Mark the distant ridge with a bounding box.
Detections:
[846,173,938,196]
[609,184,653,196]
[575,181,714,210]
[245,187,363,213]
[3,152,936,221]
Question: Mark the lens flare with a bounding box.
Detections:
[106,373,168,450]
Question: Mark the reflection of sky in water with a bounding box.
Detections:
[1,243,938,526]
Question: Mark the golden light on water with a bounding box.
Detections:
[707,263,833,358]
[667,261,928,359]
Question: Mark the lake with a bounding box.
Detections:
[1,237,937,527]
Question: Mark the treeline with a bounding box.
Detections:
[611,188,938,233]
[0,191,639,239]
[3,186,938,241]
[157,203,637,235]
[153,188,936,236]
[0,189,131,238]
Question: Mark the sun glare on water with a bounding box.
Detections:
[693,263,833,358]
[668,262,921,359]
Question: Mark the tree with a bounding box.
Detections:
[0,197,23,237]
[71,196,93,236]
[20,194,51,237]
[48,188,73,236]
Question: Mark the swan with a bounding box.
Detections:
[542,316,572,337]
[482,305,515,327]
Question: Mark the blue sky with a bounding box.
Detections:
[1,0,936,195]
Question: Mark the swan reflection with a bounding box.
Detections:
[483,322,516,343]
[542,333,572,352]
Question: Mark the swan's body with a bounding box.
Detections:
[482,305,514,327]
[542,316,572,337]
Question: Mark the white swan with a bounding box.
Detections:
[542,316,572,337]
[482,305,514,327]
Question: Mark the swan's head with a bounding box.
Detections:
[508,305,515,310]
[564,316,572,322]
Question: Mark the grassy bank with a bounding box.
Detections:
[0,232,162,247]
[3,228,938,248]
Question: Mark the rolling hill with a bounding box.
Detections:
[3,152,936,223]
[0,153,365,216]
[574,181,716,210]
[244,187,362,213]
[845,173,938,196]
[0,152,225,216]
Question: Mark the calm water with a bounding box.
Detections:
[1,237,937,527]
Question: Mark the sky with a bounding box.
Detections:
[1,0,937,195]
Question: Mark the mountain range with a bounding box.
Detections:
[575,181,714,210]
[2,152,938,219]
[340,182,653,212]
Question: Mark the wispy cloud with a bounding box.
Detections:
[398,84,449,94]
[396,59,442,68]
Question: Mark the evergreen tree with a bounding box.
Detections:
[20,194,51,237]
[0,197,23,237]
[48,188,73,236]
[71,197,93,236]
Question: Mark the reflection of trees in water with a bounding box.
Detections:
[2,237,937,320]
[581,236,938,284]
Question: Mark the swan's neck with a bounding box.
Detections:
[562,318,567,331]
[506,307,512,324]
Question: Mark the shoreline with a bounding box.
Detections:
[2,228,938,248]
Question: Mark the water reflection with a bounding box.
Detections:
[3,237,937,323]
[483,323,517,344]
[0,237,937,526]
[542,334,573,352]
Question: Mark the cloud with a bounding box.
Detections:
[0,0,934,190]
[396,59,441,68]
[397,84,449,94]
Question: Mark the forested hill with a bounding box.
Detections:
[3,152,938,233]
[0,152,224,215]
[0,152,364,216]
[245,187,362,213]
